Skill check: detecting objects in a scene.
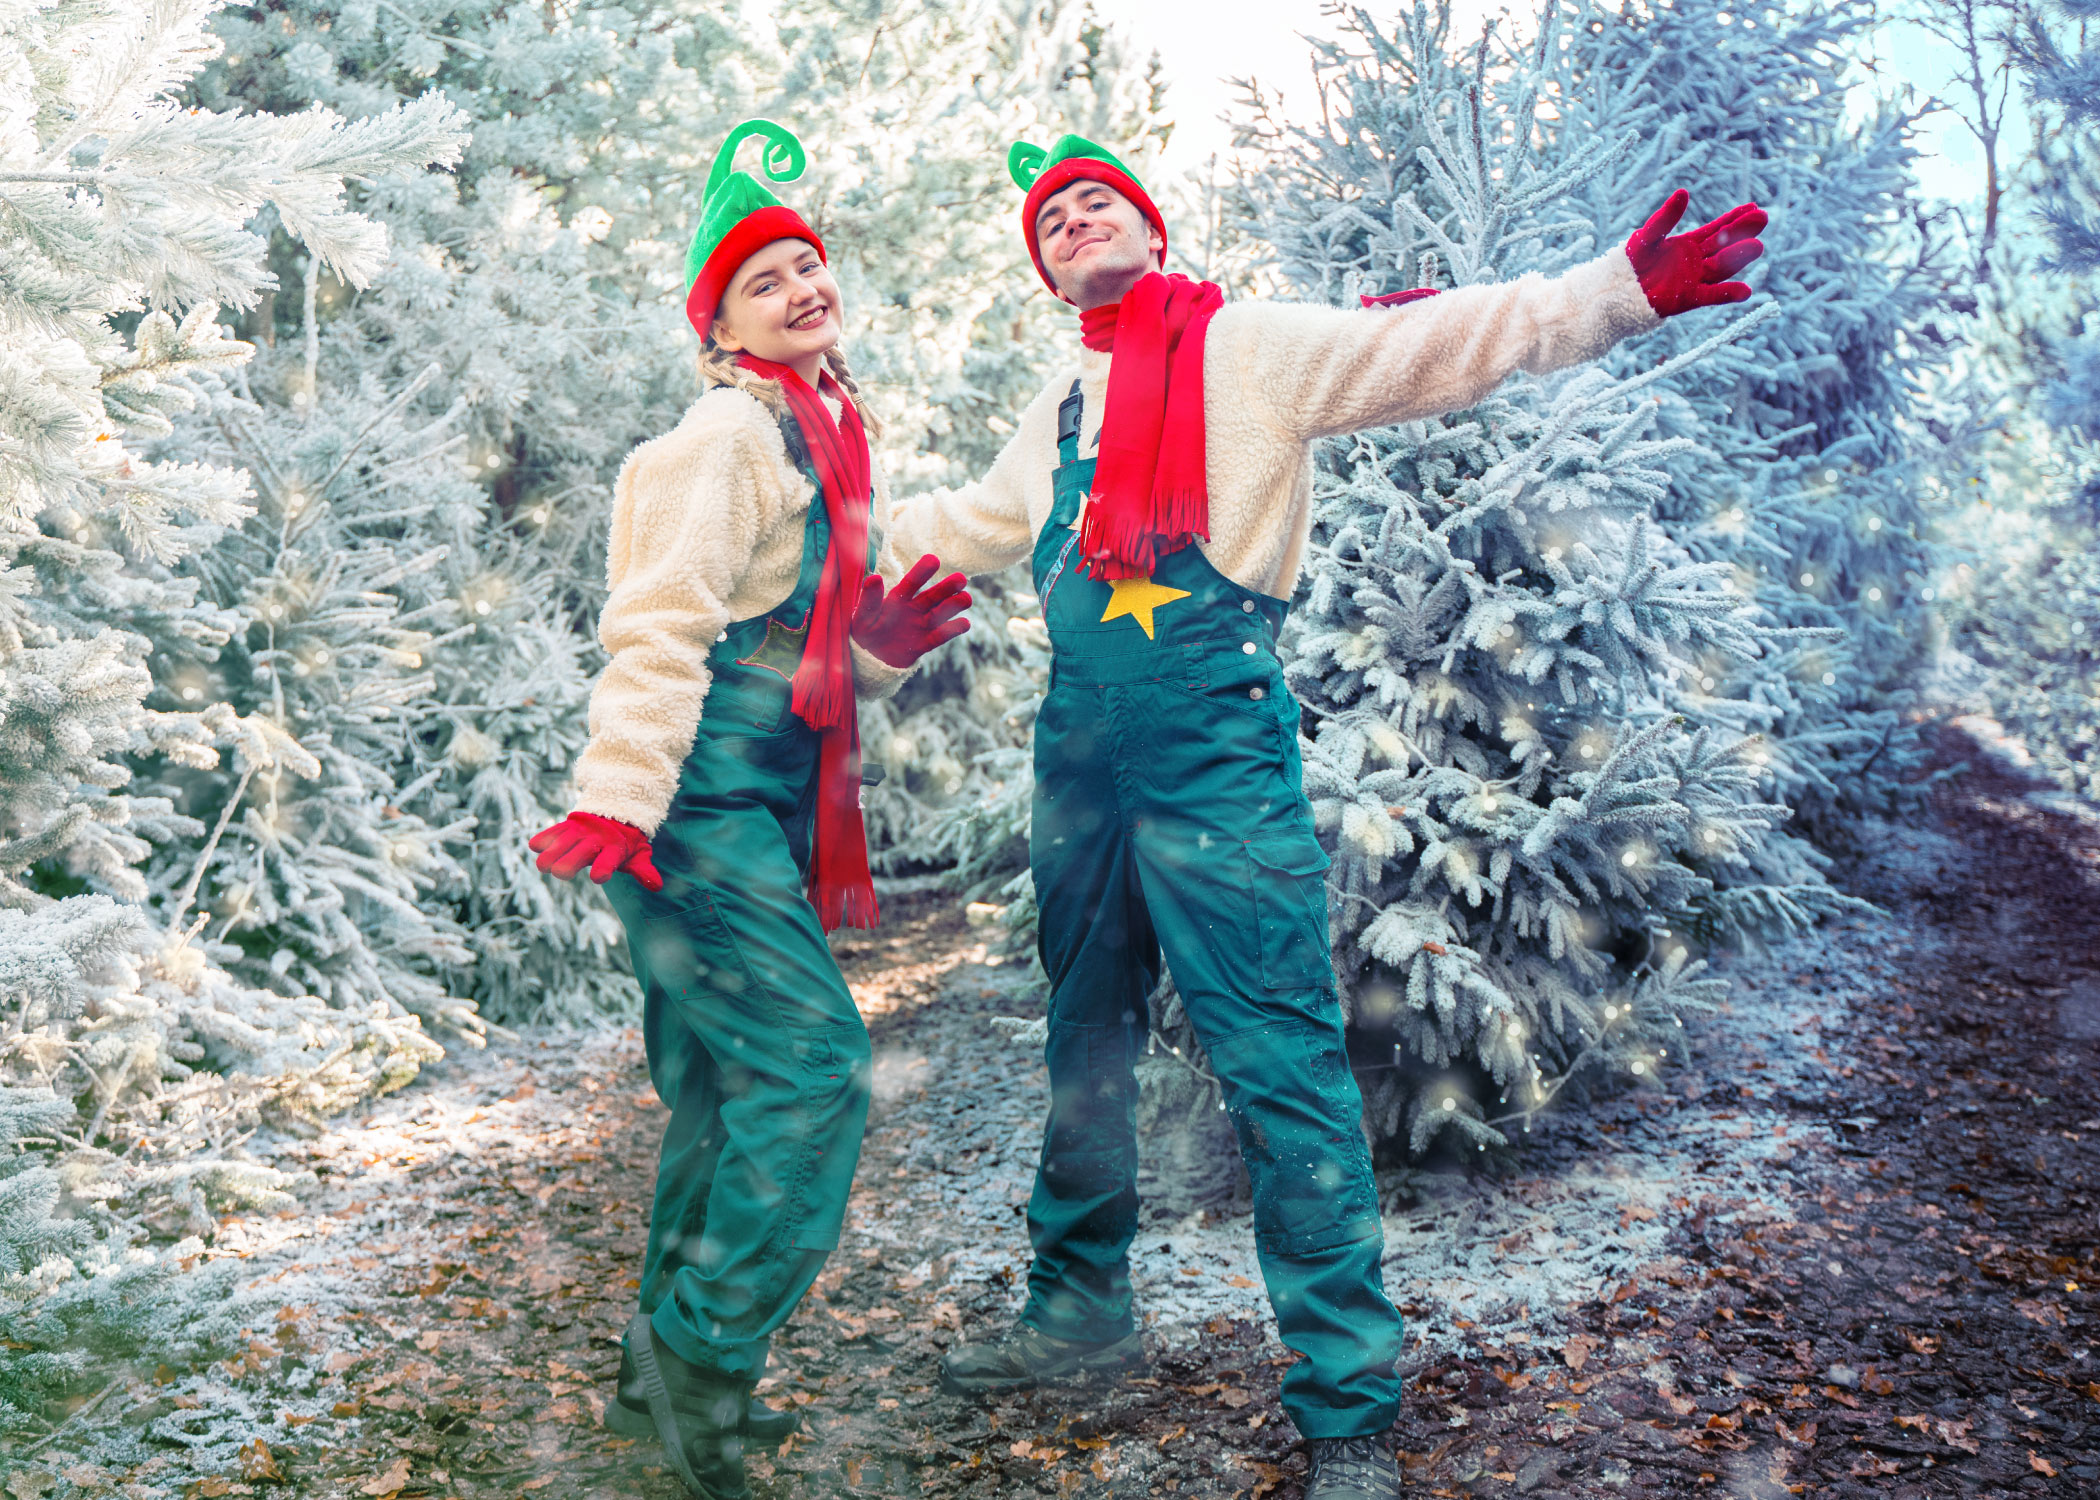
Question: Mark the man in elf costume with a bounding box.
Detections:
[530,121,968,1500]
[888,136,1765,1497]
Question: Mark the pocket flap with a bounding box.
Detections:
[1244,830,1331,877]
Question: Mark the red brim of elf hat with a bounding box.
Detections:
[685,206,828,339]
[1022,158,1167,302]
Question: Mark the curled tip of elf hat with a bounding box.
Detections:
[684,118,826,339]
[1010,133,1167,302]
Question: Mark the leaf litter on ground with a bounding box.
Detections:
[15,724,2099,1498]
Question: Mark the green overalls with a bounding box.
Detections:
[604,413,872,1383]
[1022,383,1406,1438]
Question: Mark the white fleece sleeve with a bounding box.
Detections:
[884,377,1061,578]
[852,461,913,700]
[571,422,781,836]
[1220,247,1662,444]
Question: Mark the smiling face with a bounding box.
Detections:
[1033,179,1164,309]
[709,237,842,381]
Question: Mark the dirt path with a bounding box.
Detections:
[24,727,2098,1499]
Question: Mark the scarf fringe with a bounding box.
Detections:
[789,660,849,730]
[1150,484,1209,543]
[806,872,881,932]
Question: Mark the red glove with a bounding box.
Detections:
[1625,190,1768,318]
[528,811,664,892]
[851,553,971,668]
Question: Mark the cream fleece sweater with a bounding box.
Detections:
[572,386,910,836]
[887,247,1661,597]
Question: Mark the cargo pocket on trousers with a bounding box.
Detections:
[1243,831,1334,990]
[1207,1025,1382,1257]
[787,1024,871,1251]
[634,893,771,1013]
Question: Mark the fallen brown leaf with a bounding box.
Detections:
[1561,1334,1595,1373]
[2031,1452,2058,1477]
[357,1457,411,1497]
[1934,1417,1979,1454]
[236,1439,282,1482]
[1157,1425,1187,1449]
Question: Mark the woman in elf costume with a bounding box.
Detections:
[888,136,1766,1499]
[529,120,969,1500]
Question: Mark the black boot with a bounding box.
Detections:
[606,1345,801,1449]
[1304,1435,1404,1500]
[937,1322,1145,1396]
[621,1311,750,1499]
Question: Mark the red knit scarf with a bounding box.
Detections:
[1074,272,1225,580]
[735,354,878,931]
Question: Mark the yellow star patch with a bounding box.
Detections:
[735,615,809,680]
[1099,575,1192,640]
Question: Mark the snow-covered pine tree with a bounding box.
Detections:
[0,0,459,1434]
[193,1,1174,1020]
[188,0,757,1024]
[144,338,484,1038]
[1549,0,1950,837]
[1934,0,2100,795]
[1224,2,1810,1153]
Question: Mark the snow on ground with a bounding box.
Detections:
[84,892,1906,1485]
[825,908,1909,1372]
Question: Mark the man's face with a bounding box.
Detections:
[1034,179,1163,309]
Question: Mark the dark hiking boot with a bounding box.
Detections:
[622,1311,750,1499]
[606,1345,800,1449]
[1305,1435,1404,1500]
[937,1322,1146,1396]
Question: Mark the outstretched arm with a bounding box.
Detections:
[1230,195,1767,444]
[884,377,1064,577]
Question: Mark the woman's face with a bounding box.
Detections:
[710,238,842,369]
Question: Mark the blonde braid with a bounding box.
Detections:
[695,337,787,417]
[824,346,882,438]
[694,339,881,439]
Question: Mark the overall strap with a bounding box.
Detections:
[1055,378,1083,468]
[777,409,833,604]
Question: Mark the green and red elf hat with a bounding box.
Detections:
[684,119,826,338]
[1008,134,1167,300]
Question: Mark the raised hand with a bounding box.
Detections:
[529,810,664,892]
[1625,189,1768,318]
[851,553,972,668]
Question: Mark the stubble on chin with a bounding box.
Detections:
[1056,246,1150,310]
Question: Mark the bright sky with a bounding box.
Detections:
[1114,0,2023,210]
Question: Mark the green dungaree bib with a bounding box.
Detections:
[604,413,873,1382]
[1022,383,1406,1438]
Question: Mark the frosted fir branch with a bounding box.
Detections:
[94,96,469,290]
[30,0,230,172]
